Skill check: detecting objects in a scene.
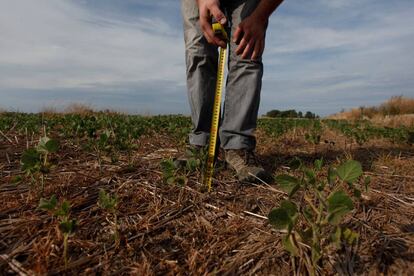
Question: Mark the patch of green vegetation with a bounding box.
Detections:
[98,189,119,245]
[38,195,76,269]
[21,136,59,194]
[269,159,369,275]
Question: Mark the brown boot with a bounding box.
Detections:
[225,149,272,183]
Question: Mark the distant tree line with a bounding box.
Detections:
[265,109,319,119]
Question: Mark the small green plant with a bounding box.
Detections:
[38,195,76,269]
[160,159,187,186]
[21,136,59,193]
[160,148,204,186]
[304,131,321,145]
[268,159,369,275]
[37,136,59,166]
[304,121,322,153]
[185,147,204,173]
[93,129,112,173]
[98,189,119,244]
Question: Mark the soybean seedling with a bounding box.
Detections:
[268,159,370,275]
[160,147,205,187]
[93,129,112,174]
[38,195,76,269]
[98,189,119,244]
[160,159,187,187]
[21,136,59,194]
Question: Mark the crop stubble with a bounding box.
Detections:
[0,113,413,275]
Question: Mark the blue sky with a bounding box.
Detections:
[0,0,413,116]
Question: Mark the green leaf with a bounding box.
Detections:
[185,158,199,173]
[314,158,323,171]
[21,148,41,169]
[99,131,109,146]
[36,137,49,153]
[160,159,176,170]
[336,160,363,184]
[175,176,187,187]
[166,176,176,185]
[160,159,176,180]
[342,228,359,245]
[289,158,302,170]
[45,139,59,153]
[61,201,70,214]
[275,175,300,197]
[55,201,70,217]
[59,220,76,234]
[305,169,316,185]
[38,195,57,211]
[268,208,290,230]
[40,165,50,174]
[98,189,108,205]
[98,189,117,210]
[328,190,354,212]
[282,235,298,256]
[37,136,57,154]
[327,190,354,225]
[268,200,297,232]
[280,200,298,218]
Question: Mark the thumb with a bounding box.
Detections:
[210,5,226,25]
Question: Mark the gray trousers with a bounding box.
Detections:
[181,0,263,150]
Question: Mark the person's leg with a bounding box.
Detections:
[181,0,218,146]
[220,0,263,150]
[220,0,272,182]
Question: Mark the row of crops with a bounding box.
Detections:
[0,112,191,138]
[1,113,413,147]
[260,117,414,145]
[324,119,414,145]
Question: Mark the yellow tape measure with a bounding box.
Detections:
[204,22,228,192]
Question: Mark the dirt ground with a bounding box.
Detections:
[1,126,414,275]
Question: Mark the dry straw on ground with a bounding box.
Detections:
[1,119,413,275]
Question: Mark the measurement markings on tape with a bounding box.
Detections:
[204,22,228,192]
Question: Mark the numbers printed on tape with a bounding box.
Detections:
[204,30,227,192]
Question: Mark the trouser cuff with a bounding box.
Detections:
[189,132,209,146]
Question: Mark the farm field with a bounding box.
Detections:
[1,112,414,275]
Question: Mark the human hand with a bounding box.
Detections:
[233,15,268,60]
[196,0,227,48]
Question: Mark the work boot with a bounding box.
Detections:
[225,149,272,183]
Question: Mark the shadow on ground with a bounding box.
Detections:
[260,144,414,174]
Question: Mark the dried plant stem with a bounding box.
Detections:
[63,233,69,269]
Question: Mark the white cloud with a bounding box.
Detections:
[267,6,414,55]
[259,1,414,114]
[0,0,413,115]
[317,0,354,9]
[0,0,185,90]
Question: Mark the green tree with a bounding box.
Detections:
[266,109,281,117]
